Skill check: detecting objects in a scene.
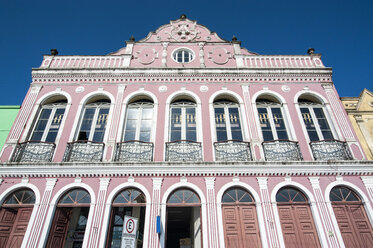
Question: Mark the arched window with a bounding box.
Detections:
[214,99,243,141]
[30,99,67,143]
[298,96,333,142]
[221,187,261,247]
[276,187,321,247]
[173,49,194,63]
[47,189,91,248]
[0,188,36,247]
[77,99,110,142]
[169,99,197,142]
[330,186,373,247]
[166,188,201,248]
[107,189,146,248]
[256,98,288,141]
[123,99,153,142]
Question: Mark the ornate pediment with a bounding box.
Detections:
[139,15,228,43]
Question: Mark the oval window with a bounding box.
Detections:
[173,49,194,63]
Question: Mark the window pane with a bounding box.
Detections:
[124,131,136,141]
[229,108,242,141]
[185,108,196,141]
[45,108,65,142]
[215,108,227,141]
[31,108,52,141]
[92,108,109,142]
[78,108,95,141]
[314,108,333,140]
[127,108,138,120]
[271,108,288,140]
[300,108,320,141]
[258,108,273,141]
[170,108,182,141]
[142,108,153,120]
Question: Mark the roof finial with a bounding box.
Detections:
[50,49,58,55]
[180,14,187,20]
[307,48,315,55]
[232,36,237,42]
[129,35,135,41]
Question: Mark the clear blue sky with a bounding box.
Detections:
[1,0,372,105]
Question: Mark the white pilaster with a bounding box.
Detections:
[205,177,219,248]
[257,177,281,248]
[26,178,57,248]
[148,178,163,248]
[309,177,342,248]
[87,178,110,247]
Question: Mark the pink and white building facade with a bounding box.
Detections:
[1,15,373,248]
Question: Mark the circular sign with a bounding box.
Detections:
[126,218,135,233]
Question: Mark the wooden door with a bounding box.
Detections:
[333,204,373,248]
[0,208,32,248]
[222,205,261,248]
[278,205,321,248]
[46,207,72,248]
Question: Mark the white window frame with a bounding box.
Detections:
[213,101,243,141]
[169,101,197,141]
[29,102,66,142]
[256,101,290,141]
[172,48,195,63]
[76,102,110,142]
[299,102,335,141]
[123,101,154,142]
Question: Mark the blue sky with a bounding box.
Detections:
[0,0,372,104]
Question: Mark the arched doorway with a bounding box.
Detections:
[221,187,261,248]
[330,186,373,247]
[276,187,321,248]
[106,188,146,248]
[46,188,91,248]
[166,188,201,248]
[0,188,35,247]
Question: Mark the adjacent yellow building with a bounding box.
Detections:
[341,89,373,160]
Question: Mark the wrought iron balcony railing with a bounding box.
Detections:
[63,141,104,162]
[165,140,202,162]
[262,140,303,161]
[115,141,153,162]
[11,141,56,162]
[310,140,352,161]
[214,140,252,161]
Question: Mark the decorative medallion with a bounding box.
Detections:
[167,22,200,42]
[135,47,158,65]
[208,47,232,65]
[75,86,85,93]
[200,85,208,92]
[281,85,290,92]
[159,85,167,93]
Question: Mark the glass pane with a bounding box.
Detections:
[170,108,182,141]
[139,132,151,142]
[124,131,136,141]
[215,108,227,141]
[4,189,36,205]
[300,108,320,141]
[258,108,273,141]
[31,108,52,141]
[314,108,333,140]
[229,108,242,141]
[78,109,95,141]
[59,189,91,204]
[142,108,153,120]
[185,108,196,141]
[167,189,200,204]
[271,108,288,140]
[92,108,109,142]
[127,108,138,120]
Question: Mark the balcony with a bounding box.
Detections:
[115,141,153,162]
[166,140,202,162]
[63,141,104,162]
[310,140,352,161]
[262,140,303,161]
[214,140,252,161]
[11,141,55,162]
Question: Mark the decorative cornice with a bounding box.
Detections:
[2,161,371,178]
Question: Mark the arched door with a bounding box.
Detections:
[106,188,146,248]
[276,187,321,248]
[166,188,201,248]
[222,187,261,248]
[0,188,35,248]
[46,188,91,248]
[330,186,373,247]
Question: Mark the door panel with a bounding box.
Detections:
[333,204,373,248]
[8,208,33,248]
[0,208,16,248]
[222,205,261,248]
[46,207,72,248]
[278,205,321,248]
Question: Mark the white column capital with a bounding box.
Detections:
[152,178,163,189]
[309,177,320,187]
[361,176,373,188]
[257,177,268,189]
[46,178,57,189]
[204,177,216,189]
[99,178,111,189]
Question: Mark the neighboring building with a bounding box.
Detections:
[0,15,373,248]
[0,105,20,150]
[342,89,373,160]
